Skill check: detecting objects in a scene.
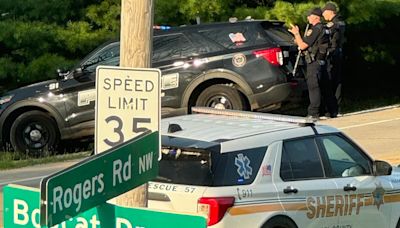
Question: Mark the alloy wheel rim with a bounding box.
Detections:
[22,123,49,149]
[206,95,232,109]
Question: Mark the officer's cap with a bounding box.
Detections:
[307,7,323,17]
[322,2,337,12]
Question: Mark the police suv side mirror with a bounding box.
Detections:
[73,67,85,78]
[373,160,392,176]
[57,68,70,79]
[73,67,92,82]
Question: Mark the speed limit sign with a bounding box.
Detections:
[95,66,161,156]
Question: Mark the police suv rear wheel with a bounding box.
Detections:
[195,84,246,110]
[262,216,297,228]
[10,110,59,155]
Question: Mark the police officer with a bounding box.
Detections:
[289,7,336,119]
[323,2,345,113]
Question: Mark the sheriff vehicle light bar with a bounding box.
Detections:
[191,107,316,125]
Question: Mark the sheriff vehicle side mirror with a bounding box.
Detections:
[373,160,392,176]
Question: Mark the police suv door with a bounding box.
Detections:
[316,134,393,228]
[273,137,340,228]
[152,33,206,109]
[63,42,119,130]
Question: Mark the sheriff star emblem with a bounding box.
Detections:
[306,29,313,36]
[372,182,385,210]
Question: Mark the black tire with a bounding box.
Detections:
[195,84,246,110]
[262,216,297,228]
[10,110,59,155]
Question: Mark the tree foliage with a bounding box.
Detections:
[0,0,399,97]
[0,0,118,90]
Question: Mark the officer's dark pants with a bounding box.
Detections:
[328,52,343,105]
[306,61,321,117]
[319,61,338,117]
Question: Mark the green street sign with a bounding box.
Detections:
[40,131,159,227]
[4,184,207,228]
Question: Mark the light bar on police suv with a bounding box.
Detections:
[191,107,316,125]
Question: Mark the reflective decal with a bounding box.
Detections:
[229,191,400,216]
[229,32,246,44]
[326,21,334,28]
[49,82,59,90]
[193,58,209,67]
[235,153,252,180]
[261,165,272,176]
[162,73,179,90]
[306,195,362,219]
[391,178,400,183]
[78,89,96,106]
[372,182,385,209]
[236,188,242,200]
[148,182,196,193]
[306,184,387,219]
[148,183,178,192]
[236,187,253,200]
[232,53,246,67]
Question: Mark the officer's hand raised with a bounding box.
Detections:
[288,24,300,36]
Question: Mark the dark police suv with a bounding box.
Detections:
[0,19,299,153]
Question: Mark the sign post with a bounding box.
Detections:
[117,0,155,208]
[40,132,159,227]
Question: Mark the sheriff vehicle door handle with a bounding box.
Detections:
[283,186,298,194]
[343,185,357,191]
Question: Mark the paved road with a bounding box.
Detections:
[0,160,81,227]
[0,105,399,227]
[321,105,400,165]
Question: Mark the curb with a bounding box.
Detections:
[343,104,400,117]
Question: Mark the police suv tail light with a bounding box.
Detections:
[197,197,235,226]
[253,48,283,66]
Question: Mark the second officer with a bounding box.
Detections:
[323,2,345,114]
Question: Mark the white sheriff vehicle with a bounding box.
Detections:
[148,107,400,228]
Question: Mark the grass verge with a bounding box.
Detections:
[277,94,400,116]
[340,96,400,114]
[0,151,90,170]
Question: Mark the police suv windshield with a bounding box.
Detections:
[80,42,120,72]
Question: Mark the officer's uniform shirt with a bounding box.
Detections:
[303,23,324,49]
[326,15,345,52]
[303,22,329,61]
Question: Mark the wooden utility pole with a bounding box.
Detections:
[116,0,154,208]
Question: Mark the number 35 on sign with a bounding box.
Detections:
[95,66,161,155]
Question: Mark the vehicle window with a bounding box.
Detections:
[199,25,269,49]
[156,146,266,186]
[281,138,325,181]
[186,32,225,54]
[82,42,120,72]
[157,147,214,186]
[318,135,372,177]
[262,25,294,46]
[214,147,267,186]
[153,34,197,62]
